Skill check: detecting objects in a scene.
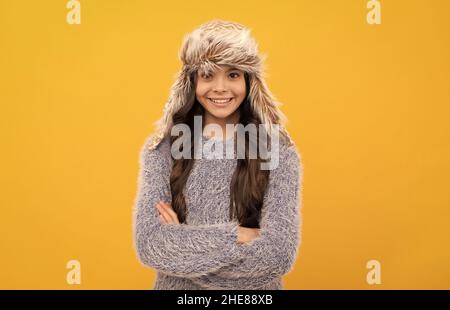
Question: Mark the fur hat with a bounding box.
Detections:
[147,19,293,150]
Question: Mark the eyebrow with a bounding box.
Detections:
[226,67,240,72]
[200,67,240,76]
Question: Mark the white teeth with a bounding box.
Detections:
[209,98,232,104]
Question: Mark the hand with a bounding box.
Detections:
[155,201,180,225]
[237,226,260,244]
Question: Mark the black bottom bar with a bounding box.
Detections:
[0,290,449,306]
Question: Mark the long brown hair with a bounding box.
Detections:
[169,72,270,228]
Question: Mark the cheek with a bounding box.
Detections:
[234,81,247,98]
[195,81,209,98]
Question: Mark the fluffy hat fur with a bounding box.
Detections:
[147,19,293,150]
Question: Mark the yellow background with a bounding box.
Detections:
[1,0,449,289]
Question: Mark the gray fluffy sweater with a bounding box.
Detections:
[133,134,303,290]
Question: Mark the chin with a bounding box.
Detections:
[207,108,233,119]
[207,104,241,119]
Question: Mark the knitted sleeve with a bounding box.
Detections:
[132,137,243,278]
[190,144,303,289]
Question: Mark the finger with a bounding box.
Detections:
[155,202,169,223]
[161,202,180,224]
[158,201,178,224]
[157,201,179,225]
[156,203,173,224]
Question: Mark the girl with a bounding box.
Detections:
[133,20,303,290]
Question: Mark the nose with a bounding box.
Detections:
[212,76,227,93]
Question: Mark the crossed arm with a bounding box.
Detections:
[133,140,302,289]
[156,200,260,244]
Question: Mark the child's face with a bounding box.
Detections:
[195,65,246,123]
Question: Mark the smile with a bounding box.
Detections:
[208,97,234,104]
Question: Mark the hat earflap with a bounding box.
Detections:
[248,73,292,145]
[147,68,193,150]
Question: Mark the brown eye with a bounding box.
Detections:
[201,72,212,79]
[229,72,240,79]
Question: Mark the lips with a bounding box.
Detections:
[208,97,233,104]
